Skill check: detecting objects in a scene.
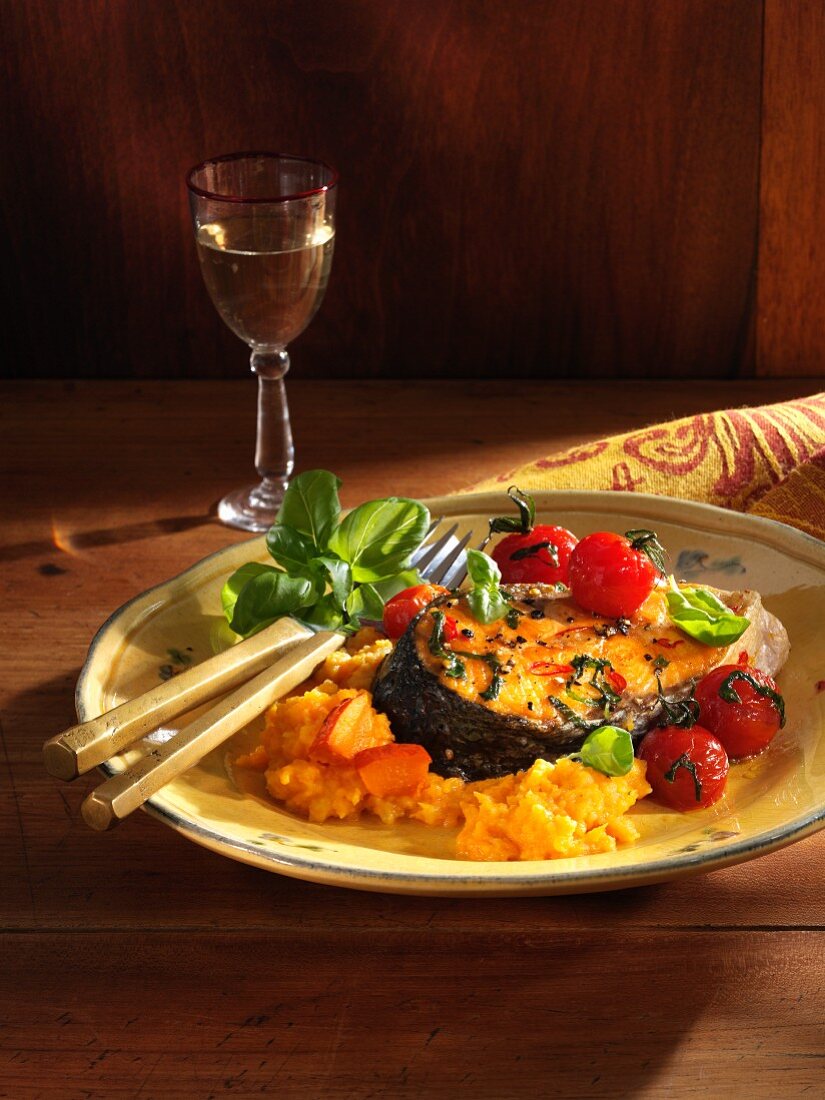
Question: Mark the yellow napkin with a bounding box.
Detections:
[469,394,825,541]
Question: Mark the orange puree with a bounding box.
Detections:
[236,628,651,861]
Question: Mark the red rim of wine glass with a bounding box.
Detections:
[186,151,339,205]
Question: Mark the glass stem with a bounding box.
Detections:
[251,349,294,500]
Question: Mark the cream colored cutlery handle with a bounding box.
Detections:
[44,617,314,780]
[81,631,344,831]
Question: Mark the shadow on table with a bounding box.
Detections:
[8,743,725,1099]
[21,864,715,1097]
[0,511,219,564]
[6,667,85,749]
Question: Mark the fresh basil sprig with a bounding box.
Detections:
[276,469,342,548]
[221,562,277,625]
[328,496,430,582]
[221,470,429,637]
[265,524,320,577]
[665,577,749,647]
[568,725,635,777]
[226,570,314,637]
[465,549,511,624]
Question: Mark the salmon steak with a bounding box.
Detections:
[372,583,790,780]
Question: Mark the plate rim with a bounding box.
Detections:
[76,489,825,894]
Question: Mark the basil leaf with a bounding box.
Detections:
[718,669,786,728]
[314,556,353,607]
[664,754,703,802]
[666,582,749,646]
[346,583,386,623]
[429,610,467,679]
[221,563,278,624]
[368,569,421,601]
[328,498,430,582]
[210,617,240,655]
[466,548,497,587]
[297,594,346,633]
[229,571,314,637]
[465,549,510,624]
[276,470,342,549]
[510,540,558,565]
[467,585,511,625]
[222,474,432,636]
[266,524,318,573]
[344,570,421,625]
[575,725,634,777]
[267,527,343,613]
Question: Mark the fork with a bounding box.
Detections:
[412,518,472,589]
[44,518,477,829]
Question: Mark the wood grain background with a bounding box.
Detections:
[2,377,823,1097]
[1,0,823,380]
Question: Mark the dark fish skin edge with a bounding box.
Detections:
[372,622,691,782]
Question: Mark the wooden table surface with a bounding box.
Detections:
[2,378,823,1099]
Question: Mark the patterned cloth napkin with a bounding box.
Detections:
[468,393,825,541]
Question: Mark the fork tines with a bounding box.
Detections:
[412,517,473,588]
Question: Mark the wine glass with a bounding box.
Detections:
[186,152,338,532]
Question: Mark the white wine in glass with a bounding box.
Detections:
[187,153,338,532]
[195,215,335,349]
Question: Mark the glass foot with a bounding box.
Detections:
[218,480,287,533]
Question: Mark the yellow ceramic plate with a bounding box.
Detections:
[76,491,825,896]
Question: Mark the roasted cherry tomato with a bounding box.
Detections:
[638,725,729,811]
[382,584,449,640]
[491,524,578,585]
[567,531,659,618]
[694,664,785,760]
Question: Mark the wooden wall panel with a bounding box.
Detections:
[758,0,825,377]
[0,0,762,380]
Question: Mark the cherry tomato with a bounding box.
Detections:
[382,584,449,640]
[567,531,658,618]
[491,524,578,585]
[694,664,785,760]
[638,725,729,811]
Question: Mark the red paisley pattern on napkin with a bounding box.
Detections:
[468,394,825,539]
[623,415,713,476]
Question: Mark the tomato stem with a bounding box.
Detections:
[625,529,667,574]
[488,486,536,537]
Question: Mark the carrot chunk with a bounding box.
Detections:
[354,743,432,798]
[308,693,376,764]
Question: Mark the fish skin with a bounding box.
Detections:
[372,583,789,781]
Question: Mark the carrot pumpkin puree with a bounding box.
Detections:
[236,628,651,861]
